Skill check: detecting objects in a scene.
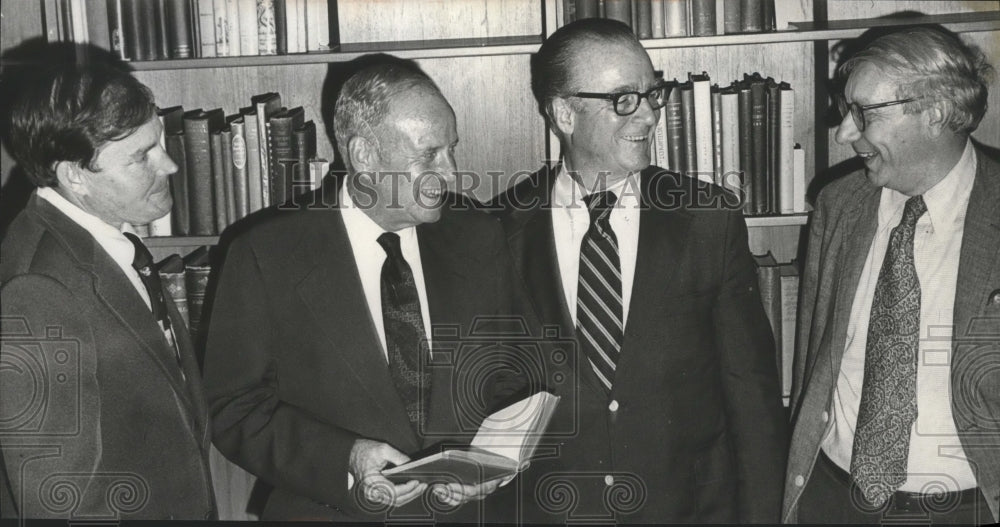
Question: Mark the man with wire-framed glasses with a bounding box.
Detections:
[784,26,1000,524]
[489,17,787,524]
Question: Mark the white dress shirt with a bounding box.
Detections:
[551,165,642,328]
[37,187,151,310]
[340,182,433,361]
[822,139,979,492]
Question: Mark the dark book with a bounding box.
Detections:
[121,0,153,61]
[85,0,112,50]
[576,0,598,19]
[739,0,762,32]
[328,0,340,47]
[604,0,631,27]
[268,106,305,205]
[746,73,768,216]
[736,81,753,213]
[679,81,697,179]
[723,0,741,33]
[183,108,225,235]
[220,127,237,226]
[630,0,638,34]
[252,92,282,207]
[636,0,652,38]
[210,129,227,232]
[155,0,170,59]
[664,80,685,174]
[165,132,190,234]
[165,0,194,58]
[156,254,189,328]
[293,120,317,202]
[766,77,780,214]
[274,0,287,54]
[229,116,251,219]
[563,0,575,24]
[690,0,717,36]
[107,0,128,59]
[188,0,202,58]
[762,0,775,31]
[183,246,211,339]
[159,105,186,135]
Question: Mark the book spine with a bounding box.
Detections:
[663,0,687,36]
[664,84,685,174]
[749,79,767,215]
[723,0,741,33]
[210,130,228,232]
[238,0,258,54]
[294,121,316,201]
[691,75,714,184]
[761,0,774,31]
[269,116,295,205]
[257,0,277,55]
[739,0,761,32]
[220,128,237,225]
[654,105,668,171]
[274,0,288,54]
[720,88,741,195]
[778,84,795,214]
[711,86,723,186]
[604,0,631,26]
[737,83,753,214]
[155,0,170,59]
[306,0,329,50]
[69,0,88,43]
[230,120,250,219]
[296,0,307,52]
[636,0,652,38]
[199,0,217,56]
[690,0,716,36]
[792,145,805,213]
[121,0,147,60]
[159,268,190,328]
[185,264,211,337]
[213,0,229,55]
[766,80,779,214]
[778,267,798,398]
[165,132,190,235]
[650,0,664,38]
[679,83,697,180]
[243,112,264,212]
[183,113,217,235]
[108,0,128,59]
[576,0,598,19]
[166,0,194,58]
[42,0,62,42]
[85,0,111,48]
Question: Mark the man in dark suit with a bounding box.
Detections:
[784,27,1000,524]
[203,62,516,521]
[491,18,787,523]
[0,63,215,519]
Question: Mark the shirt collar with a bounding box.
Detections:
[339,181,417,246]
[878,138,977,231]
[36,186,139,264]
[553,164,642,209]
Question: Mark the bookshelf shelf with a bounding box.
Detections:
[638,11,1000,50]
[128,35,543,71]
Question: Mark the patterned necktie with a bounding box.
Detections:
[378,232,432,434]
[850,195,927,508]
[576,191,623,393]
[124,232,182,369]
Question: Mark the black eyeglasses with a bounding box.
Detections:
[572,84,671,116]
[836,95,924,131]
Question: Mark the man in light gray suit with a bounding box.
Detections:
[784,26,1000,524]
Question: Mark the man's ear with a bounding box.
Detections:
[348,135,377,173]
[54,161,87,193]
[549,97,576,137]
[924,99,950,138]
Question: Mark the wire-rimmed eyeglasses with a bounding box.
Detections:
[836,94,925,131]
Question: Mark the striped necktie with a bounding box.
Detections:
[576,191,623,393]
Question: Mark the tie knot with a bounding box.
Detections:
[124,232,153,274]
[901,195,927,228]
[377,232,403,261]
[584,191,618,225]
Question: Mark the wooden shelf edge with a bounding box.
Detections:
[745,214,810,227]
[144,235,219,247]
[640,11,1000,50]
[127,35,543,71]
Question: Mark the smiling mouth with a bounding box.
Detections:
[420,188,444,200]
[621,134,649,142]
[857,151,878,161]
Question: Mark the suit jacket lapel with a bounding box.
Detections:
[954,149,1000,341]
[294,207,419,451]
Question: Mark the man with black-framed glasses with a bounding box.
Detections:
[784,26,1000,524]
[489,17,786,524]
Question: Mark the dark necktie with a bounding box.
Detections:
[850,195,927,507]
[124,232,182,370]
[576,191,623,393]
[378,232,431,434]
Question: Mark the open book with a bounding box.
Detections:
[382,391,560,486]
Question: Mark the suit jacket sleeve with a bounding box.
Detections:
[0,275,103,518]
[203,237,360,511]
[712,209,789,523]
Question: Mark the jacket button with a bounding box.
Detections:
[795,475,805,487]
[608,400,619,412]
[604,475,614,486]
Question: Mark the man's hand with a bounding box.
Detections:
[349,439,427,508]
[430,477,504,508]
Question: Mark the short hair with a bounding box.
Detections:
[6,63,156,187]
[530,17,642,123]
[333,61,442,172]
[838,26,993,135]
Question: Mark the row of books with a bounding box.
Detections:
[754,253,799,405]
[156,248,211,337]
[564,0,786,38]
[140,92,329,237]
[648,71,806,216]
[44,0,338,61]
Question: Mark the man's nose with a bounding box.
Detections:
[834,110,862,145]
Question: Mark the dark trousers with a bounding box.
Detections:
[799,451,991,525]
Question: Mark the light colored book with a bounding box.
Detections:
[214,0,230,56]
[690,72,714,184]
[792,144,806,213]
[199,0,217,57]
[238,0,259,55]
[650,0,665,38]
[778,263,799,398]
[778,82,795,213]
[383,391,560,486]
[306,0,330,51]
[720,86,741,195]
